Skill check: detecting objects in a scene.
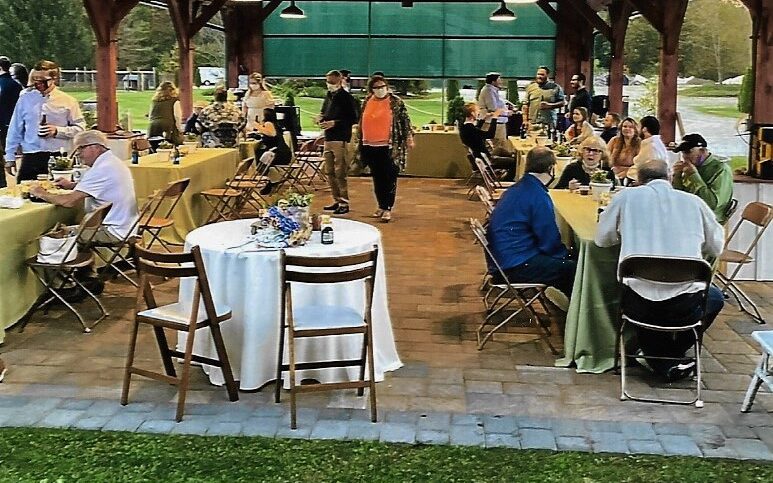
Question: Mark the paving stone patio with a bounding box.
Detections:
[0,177,771,460]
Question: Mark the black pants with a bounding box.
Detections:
[500,254,577,299]
[362,145,399,211]
[623,285,724,375]
[17,152,58,182]
[490,155,517,182]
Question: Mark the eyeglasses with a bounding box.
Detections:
[372,84,387,89]
[31,78,52,86]
[583,147,602,154]
[74,143,96,154]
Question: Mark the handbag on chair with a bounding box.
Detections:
[37,223,78,264]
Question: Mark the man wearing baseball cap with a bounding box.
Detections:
[30,129,138,242]
[672,133,733,224]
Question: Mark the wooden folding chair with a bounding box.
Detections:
[122,245,239,422]
[22,203,113,333]
[293,136,327,190]
[715,201,772,324]
[200,158,254,224]
[137,178,191,252]
[275,246,379,429]
[469,218,553,351]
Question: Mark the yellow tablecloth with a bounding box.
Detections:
[0,202,77,342]
[405,131,471,178]
[129,148,241,244]
[510,137,573,182]
[239,141,259,161]
[550,190,622,373]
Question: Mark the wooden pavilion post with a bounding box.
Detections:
[743,0,773,125]
[83,0,139,132]
[630,0,689,144]
[607,0,632,116]
[167,0,228,118]
[222,1,281,88]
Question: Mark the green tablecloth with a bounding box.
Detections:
[129,148,241,244]
[0,202,77,342]
[405,131,471,178]
[550,190,622,373]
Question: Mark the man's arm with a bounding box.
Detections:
[679,165,731,213]
[699,201,725,258]
[4,104,23,162]
[595,195,622,247]
[28,186,87,208]
[531,197,569,257]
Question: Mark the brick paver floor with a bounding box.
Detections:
[0,177,771,459]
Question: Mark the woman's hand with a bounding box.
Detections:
[568,179,581,191]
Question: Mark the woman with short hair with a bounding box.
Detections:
[148,81,182,145]
[554,136,616,190]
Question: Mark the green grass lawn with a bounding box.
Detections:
[62,89,446,133]
[679,84,741,97]
[693,105,743,119]
[0,428,771,482]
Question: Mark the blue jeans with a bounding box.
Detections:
[623,285,724,375]
[499,254,577,299]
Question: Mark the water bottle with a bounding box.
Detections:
[47,156,56,180]
[131,146,140,165]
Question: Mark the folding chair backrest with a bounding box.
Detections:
[212,122,239,148]
[619,256,712,285]
[474,185,494,216]
[474,157,497,193]
[255,148,276,178]
[469,217,512,285]
[145,178,191,222]
[724,201,773,253]
[282,246,378,285]
[724,198,739,224]
[134,245,218,320]
[231,157,254,180]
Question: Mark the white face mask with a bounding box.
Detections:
[373,87,388,99]
[326,82,339,92]
[249,82,260,90]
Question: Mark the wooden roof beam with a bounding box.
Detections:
[562,0,612,41]
[627,0,664,33]
[260,0,283,21]
[191,0,228,35]
[536,0,560,24]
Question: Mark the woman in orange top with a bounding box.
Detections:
[607,117,641,183]
[358,75,414,223]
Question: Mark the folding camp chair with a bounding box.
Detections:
[22,203,113,333]
[294,136,327,190]
[200,158,255,224]
[137,178,191,252]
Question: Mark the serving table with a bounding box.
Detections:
[177,218,402,390]
[404,131,471,178]
[0,202,77,342]
[129,148,241,244]
[550,190,622,373]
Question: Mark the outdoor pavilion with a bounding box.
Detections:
[82,0,773,151]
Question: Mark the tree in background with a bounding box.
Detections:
[0,1,94,69]
[446,96,465,127]
[506,80,519,105]
[446,79,460,101]
[738,66,754,115]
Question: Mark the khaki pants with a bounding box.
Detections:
[491,123,513,156]
[323,140,350,205]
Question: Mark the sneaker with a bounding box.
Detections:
[333,204,350,215]
[544,287,569,312]
[634,349,655,373]
[371,209,385,218]
[381,210,392,223]
[665,361,696,382]
[323,202,339,211]
[0,358,6,383]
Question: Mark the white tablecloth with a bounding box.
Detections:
[177,218,402,390]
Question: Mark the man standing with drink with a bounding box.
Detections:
[4,60,84,181]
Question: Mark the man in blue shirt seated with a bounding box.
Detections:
[487,146,576,299]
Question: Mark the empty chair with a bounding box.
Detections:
[741,330,773,413]
[715,201,772,324]
[617,256,713,408]
[22,203,113,333]
[275,246,379,429]
[122,245,238,422]
[200,158,254,224]
[137,178,191,252]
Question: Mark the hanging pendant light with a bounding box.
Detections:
[280,1,306,19]
[505,0,537,4]
[490,1,517,22]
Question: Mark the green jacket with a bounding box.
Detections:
[672,153,733,224]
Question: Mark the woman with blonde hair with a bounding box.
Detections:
[243,72,275,131]
[564,106,594,145]
[148,81,182,144]
[607,116,641,183]
[554,136,615,190]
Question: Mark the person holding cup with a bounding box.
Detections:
[554,136,616,190]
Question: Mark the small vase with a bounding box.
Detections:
[51,169,75,182]
[590,182,613,201]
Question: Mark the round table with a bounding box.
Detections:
[177,218,402,390]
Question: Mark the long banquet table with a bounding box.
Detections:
[404,131,471,178]
[0,202,77,342]
[129,148,241,244]
[550,190,622,373]
[177,218,403,390]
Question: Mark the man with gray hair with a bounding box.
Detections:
[595,159,725,381]
[4,59,85,181]
[30,130,138,243]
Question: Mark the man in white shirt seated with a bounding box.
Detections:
[595,159,725,381]
[30,130,139,244]
[627,115,669,181]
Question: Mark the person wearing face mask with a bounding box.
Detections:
[487,146,576,300]
[672,134,733,224]
[554,136,616,190]
[358,75,414,223]
[317,70,359,215]
[4,59,84,182]
[243,72,275,132]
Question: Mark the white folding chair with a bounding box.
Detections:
[741,330,773,413]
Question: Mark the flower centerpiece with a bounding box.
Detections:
[51,155,74,181]
[589,169,613,201]
[250,191,313,248]
[553,143,572,158]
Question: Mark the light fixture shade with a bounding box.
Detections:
[490,2,517,21]
[280,1,306,19]
[505,0,537,3]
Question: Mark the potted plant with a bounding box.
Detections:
[589,170,613,201]
[51,156,74,181]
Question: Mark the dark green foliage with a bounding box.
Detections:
[446,79,460,101]
[446,95,465,126]
[0,428,771,482]
[738,66,754,114]
[301,86,328,99]
[285,91,296,107]
[506,79,519,105]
